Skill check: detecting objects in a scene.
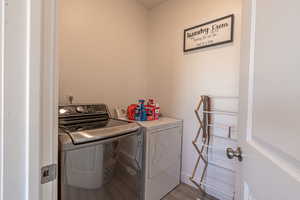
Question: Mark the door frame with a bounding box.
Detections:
[0,0,4,198]
[0,0,58,199]
[236,0,257,198]
[40,0,59,199]
[29,0,59,198]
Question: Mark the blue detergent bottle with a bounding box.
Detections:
[138,99,147,121]
[135,104,141,121]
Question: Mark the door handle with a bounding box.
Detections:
[226,147,243,162]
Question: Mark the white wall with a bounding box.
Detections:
[59,0,149,111]
[148,0,241,198]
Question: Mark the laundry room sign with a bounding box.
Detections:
[184,15,234,52]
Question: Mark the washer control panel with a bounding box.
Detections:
[59,104,109,116]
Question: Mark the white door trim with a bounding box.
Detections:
[0,0,4,199]
[1,0,40,198]
[236,0,257,197]
[0,0,57,199]
[245,0,256,142]
[41,0,59,199]
[27,0,42,197]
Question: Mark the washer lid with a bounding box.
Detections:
[64,119,140,145]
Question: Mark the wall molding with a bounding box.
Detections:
[0,0,4,199]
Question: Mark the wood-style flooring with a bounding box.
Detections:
[162,184,218,200]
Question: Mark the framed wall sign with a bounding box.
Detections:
[184,14,234,52]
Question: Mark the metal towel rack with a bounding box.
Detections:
[190,95,239,199]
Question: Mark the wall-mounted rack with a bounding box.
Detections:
[190,95,239,200]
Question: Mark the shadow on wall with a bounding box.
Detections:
[183,43,235,56]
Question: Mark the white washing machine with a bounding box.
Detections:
[137,118,183,200]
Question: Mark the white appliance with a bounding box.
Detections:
[137,118,183,200]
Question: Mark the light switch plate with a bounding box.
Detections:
[41,164,57,184]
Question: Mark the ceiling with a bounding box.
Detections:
[137,0,168,9]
